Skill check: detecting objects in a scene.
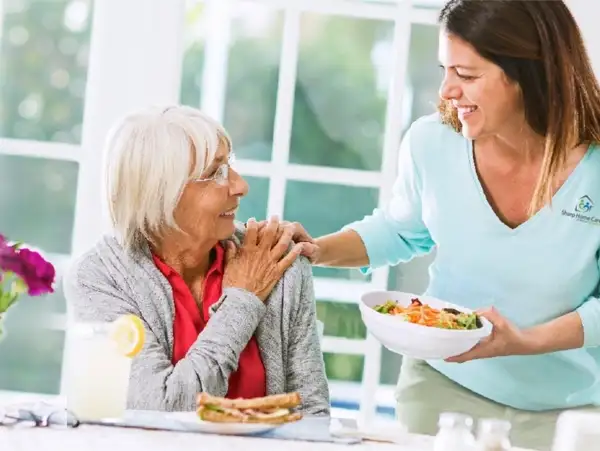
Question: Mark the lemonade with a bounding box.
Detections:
[63,315,145,421]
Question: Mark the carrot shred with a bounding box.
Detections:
[374,297,480,330]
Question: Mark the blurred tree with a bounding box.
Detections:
[0,0,92,393]
[0,0,91,142]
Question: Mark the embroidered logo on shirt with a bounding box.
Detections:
[562,195,600,225]
[575,195,593,213]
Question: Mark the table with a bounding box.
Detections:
[0,424,434,451]
[0,392,536,451]
[0,422,543,451]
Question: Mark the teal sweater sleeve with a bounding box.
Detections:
[343,123,435,274]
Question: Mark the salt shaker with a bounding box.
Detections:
[551,411,600,451]
[434,412,477,451]
[475,418,512,451]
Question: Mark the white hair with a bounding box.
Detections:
[103,105,231,251]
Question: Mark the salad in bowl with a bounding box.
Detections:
[360,291,492,359]
[373,297,483,331]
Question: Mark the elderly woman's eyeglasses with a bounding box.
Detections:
[191,153,237,186]
[0,402,80,429]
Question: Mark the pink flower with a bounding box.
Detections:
[14,249,55,296]
[0,235,21,275]
[0,236,55,296]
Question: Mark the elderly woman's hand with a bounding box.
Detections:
[255,218,320,263]
[223,218,302,301]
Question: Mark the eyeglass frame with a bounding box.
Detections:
[189,152,237,186]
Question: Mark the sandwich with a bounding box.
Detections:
[196,392,303,424]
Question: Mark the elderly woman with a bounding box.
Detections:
[273,1,600,449]
[64,105,330,415]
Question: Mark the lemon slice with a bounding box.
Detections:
[109,314,145,358]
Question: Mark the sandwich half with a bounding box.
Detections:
[196,392,303,424]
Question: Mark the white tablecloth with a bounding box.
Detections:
[0,422,543,451]
[0,424,434,451]
[0,392,536,451]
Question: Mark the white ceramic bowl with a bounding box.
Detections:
[359,290,492,360]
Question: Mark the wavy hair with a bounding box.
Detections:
[438,0,600,214]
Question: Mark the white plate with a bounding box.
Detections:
[168,411,281,435]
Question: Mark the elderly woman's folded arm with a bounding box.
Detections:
[65,268,266,412]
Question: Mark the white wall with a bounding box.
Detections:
[70,0,186,256]
[567,0,600,77]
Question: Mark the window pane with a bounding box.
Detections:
[319,299,366,382]
[0,0,93,143]
[180,1,282,161]
[0,155,78,254]
[284,181,377,280]
[317,300,366,339]
[317,300,399,385]
[179,1,205,107]
[0,283,67,394]
[237,176,269,223]
[402,24,442,133]
[324,353,364,382]
[380,347,402,385]
[224,4,282,162]
[290,14,393,171]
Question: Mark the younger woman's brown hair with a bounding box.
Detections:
[438,0,600,214]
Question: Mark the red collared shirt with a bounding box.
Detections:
[152,243,266,399]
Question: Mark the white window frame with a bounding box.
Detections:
[0,0,443,424]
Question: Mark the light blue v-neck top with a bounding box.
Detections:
[347,113,600,411]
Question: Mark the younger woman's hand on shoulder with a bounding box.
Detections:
[223,217,302,301]
[255,218,320,263]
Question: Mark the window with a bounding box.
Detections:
[290,14,392,172]
[0,0,444,422]
[179,0,443,420]
[181,2,284,162]
[2,0,598,427]
[0,0,93,394]
[284,182,379,281]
